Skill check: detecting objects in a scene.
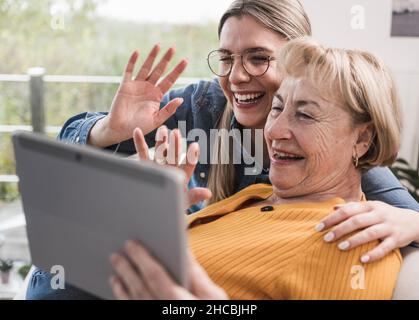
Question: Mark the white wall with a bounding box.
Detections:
[301,0,419,168]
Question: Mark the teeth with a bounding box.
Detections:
[234,92,264,101]
[273,151,304,159]
[278,152,295,157]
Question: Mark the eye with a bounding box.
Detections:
[297,112,314,120]
[248,54,270,66]
[270,104,283,117]
[219,56,232,63]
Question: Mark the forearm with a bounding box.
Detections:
[58,112,107,145]
[87,116,121,148]
[362,167,419,211]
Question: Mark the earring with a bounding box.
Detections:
[352,154,359,168]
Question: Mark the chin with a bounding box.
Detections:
[271,181,296,192]
[229,95,271,129]
[269,172,303,194]
[234,114,265,129]
[271,182,307,199]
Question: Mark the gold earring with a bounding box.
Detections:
[353,154,359,168]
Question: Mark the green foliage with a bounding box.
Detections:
[17,263,32,279]
[0,0,218,75]
[0,0,219,201]
[0,259,13,272]
[391,158,419,202]
[0,0,100,73]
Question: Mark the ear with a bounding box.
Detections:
[354,122,375,158]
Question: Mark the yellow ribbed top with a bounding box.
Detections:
[187,184,402,300]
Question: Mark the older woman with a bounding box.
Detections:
[109,38,416,300]
[57,0,418,215]
[26,0,418,300]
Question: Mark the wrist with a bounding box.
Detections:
[88,117,120,148]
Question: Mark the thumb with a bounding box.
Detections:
[155,98,183,126]
[187,188,212,207]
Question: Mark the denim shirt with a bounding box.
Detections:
[27,79,419,300]
[58,79,271,199]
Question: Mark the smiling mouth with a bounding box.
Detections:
[233,92,265,105]
[272,151,305,161]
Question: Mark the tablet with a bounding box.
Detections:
[12,131,188,299]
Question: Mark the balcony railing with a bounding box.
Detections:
[0,69,203,183]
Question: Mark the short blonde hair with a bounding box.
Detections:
[278,38,403,169]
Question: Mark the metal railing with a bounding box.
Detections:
[2,69,419,182]
[0,69,202,183]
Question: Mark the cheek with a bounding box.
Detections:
[218,77,231,101]
[261,70,281,94]
[262,76,280,114]
[300,125,355,169]
[298,127,338,164]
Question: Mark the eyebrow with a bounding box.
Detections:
[295,99,321,109]
[275,94,321,109]
[218,47,274,54]
[274,94,283,103]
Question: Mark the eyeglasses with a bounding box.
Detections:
[207,49,275,77]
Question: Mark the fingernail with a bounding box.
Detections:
[361,255,370,263]
[324,232,335,242]
[315,222,325,232]
[338,241,350,251]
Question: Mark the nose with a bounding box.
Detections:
[265,108,293,142]
[228,58,250,84]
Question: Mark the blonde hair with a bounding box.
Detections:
[207,0,312,204]
[278,37,402,169]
